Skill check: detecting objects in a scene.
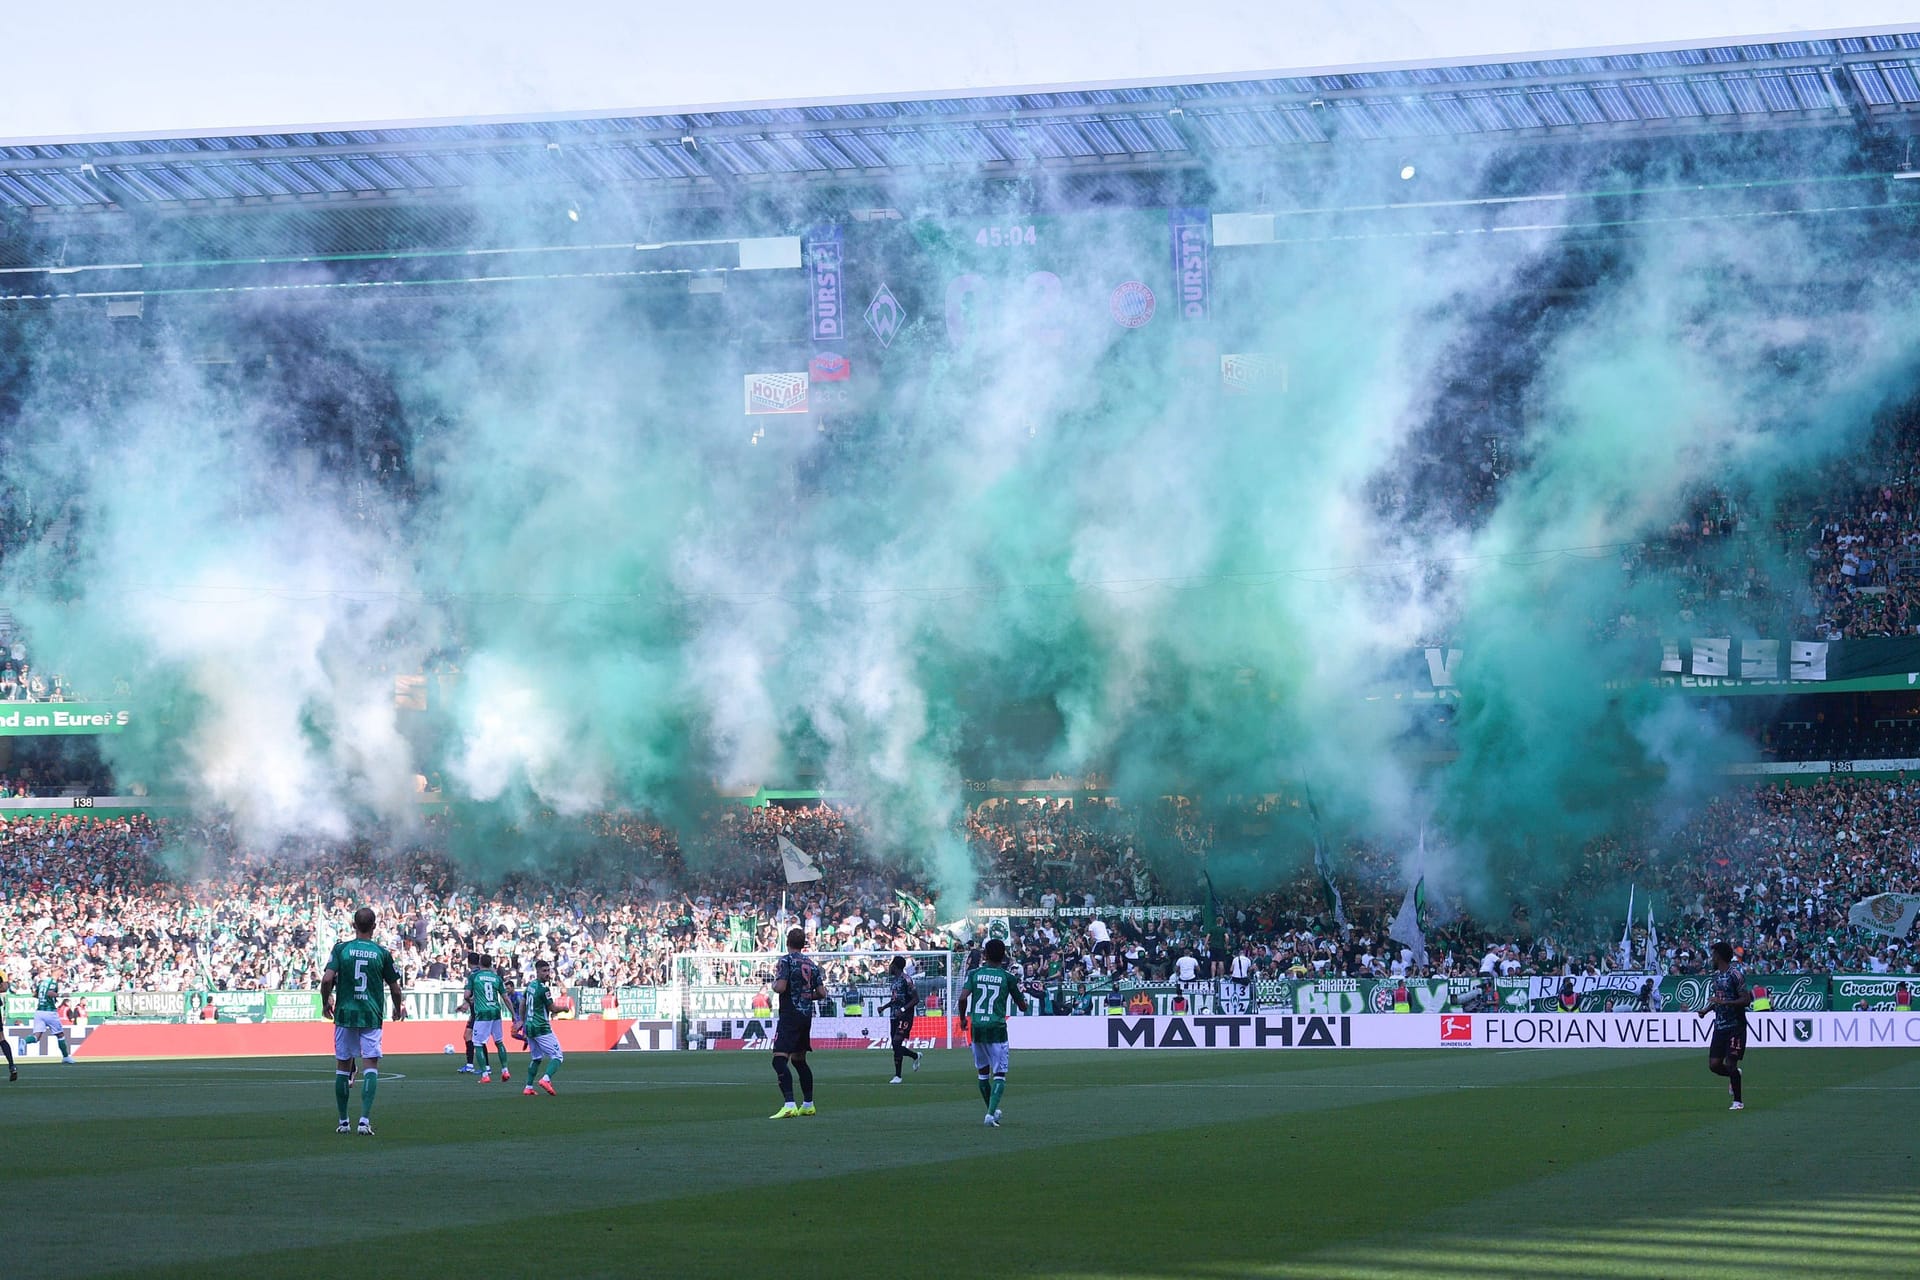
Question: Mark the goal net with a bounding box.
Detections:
[672,950,960,1048]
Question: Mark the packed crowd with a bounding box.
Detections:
[3,778,1917,1001]
[1628,417,1920,643]
[0,624,74,705]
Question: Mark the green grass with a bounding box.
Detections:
[6,1046,1919,1278]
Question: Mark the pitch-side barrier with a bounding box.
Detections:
[74,1017,644,1059]
[1010,1011,1920,1051]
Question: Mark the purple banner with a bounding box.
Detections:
[1170,208,1209,321]
[807,224,844,341]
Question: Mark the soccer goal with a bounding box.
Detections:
[672,950,962,1048]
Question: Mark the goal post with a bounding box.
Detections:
[672,950,960,1049]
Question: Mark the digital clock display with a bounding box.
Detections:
[968,224,1038,248]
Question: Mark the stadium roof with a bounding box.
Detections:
[6,31,1920,216]
[3,28,1920,272]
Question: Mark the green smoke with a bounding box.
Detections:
[0,137,1916,912]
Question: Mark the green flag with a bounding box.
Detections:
[1305,788,1350,934]
[895,890,927,931]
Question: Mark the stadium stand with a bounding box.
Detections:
[4,780,1915,1001]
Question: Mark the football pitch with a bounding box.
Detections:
[7,1047,1918,1279]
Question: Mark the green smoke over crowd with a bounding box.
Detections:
[2,132,1917,909]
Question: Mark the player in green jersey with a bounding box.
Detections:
[462,953,514,1084]
[30,969,74,1064]
[320,907,407,1135]
[513,959,564,1096]
[0,965,16,1079]
[960,938,1029,1127]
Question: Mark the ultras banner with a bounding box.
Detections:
[1404,636,1920,698]
[0,705,130,735]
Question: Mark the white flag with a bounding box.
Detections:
[778,835,822,885]
[1848,892,1920,938]
[1618,885,1636,969]
[1643,901,1660,974]
[1388,874,1427,968]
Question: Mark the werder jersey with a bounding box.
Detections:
[35,978,58,1011]
[466,969,506,1019]
[521,979,555,1037]
[963,965,1020,1044]
[325,938,398,1028]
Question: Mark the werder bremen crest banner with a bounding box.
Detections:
[1848,893,1920,939]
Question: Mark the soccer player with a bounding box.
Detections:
[463,953,513,1083]
[0,964,16,1079]
[883,955,922,1084]
[960,938,1028,1127]
[1696,940,1752,1111]
[769,927,825,1118]
[459,1011,476,1074]
[513,959,563,1096]
[32,968,74,1064]
[320,907,407,1135]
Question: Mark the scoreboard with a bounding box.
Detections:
[841,209,1197,355]
[746,208,1222,423]
[734,206,1293,429]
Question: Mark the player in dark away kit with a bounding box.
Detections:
[1698,940,1752,1111]
[769,928,825,1118]
[883,955,922,1083]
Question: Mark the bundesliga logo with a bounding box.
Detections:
[1441,1015,1473,1043]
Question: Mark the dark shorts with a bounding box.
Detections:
[773,1014,812,1056]
[1709,1024,1746,1061]
[891,1014,914,1041]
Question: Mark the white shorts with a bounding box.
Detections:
[333,1027,384,1061]
[472,1019,504,1043]
[971,1040,1010,1075]
[31,1011,65,1035]
[526,1032,563,1061]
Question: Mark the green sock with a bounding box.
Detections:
[543,1058,562,1081]
[335,1071,351,1122]
[57,1037,70,1058]
[988,1077,1005,1114]
[477,1046,489,1069]
[529,1058,544,1081]
[360,1069,378,1118]
[977,1076,991,1106]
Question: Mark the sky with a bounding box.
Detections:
[2,0,1916,142]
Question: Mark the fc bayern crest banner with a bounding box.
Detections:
[806,225,844,342]
[1170,207,1210,321]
